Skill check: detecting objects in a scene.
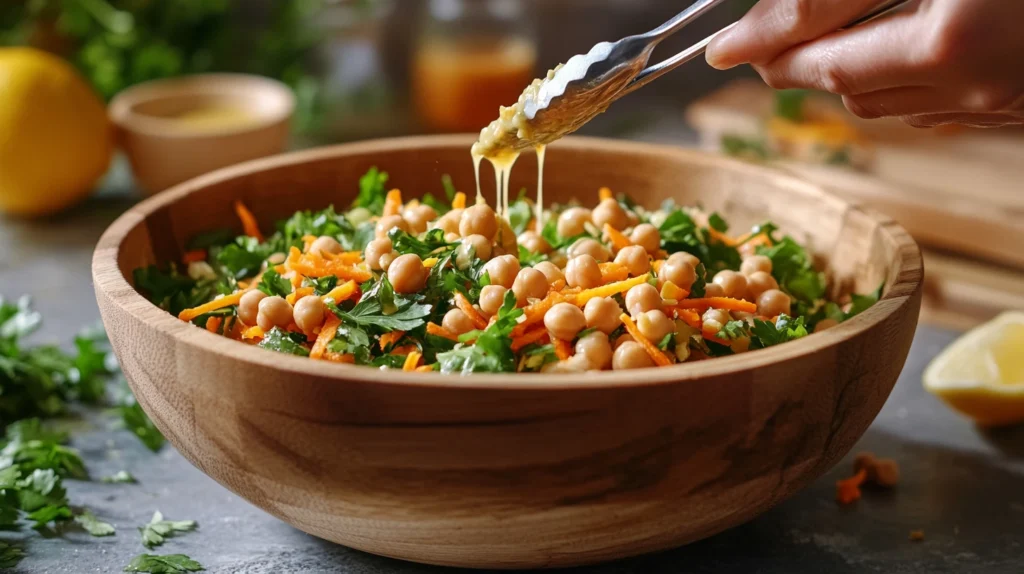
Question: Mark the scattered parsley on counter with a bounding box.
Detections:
[124,553,205,573]
[139,510,198,549]
[75,510,116,536]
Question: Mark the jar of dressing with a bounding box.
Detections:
[413,0,538,133]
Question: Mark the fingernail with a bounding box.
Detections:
[706,27,741,70]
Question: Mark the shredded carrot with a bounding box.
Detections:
[242,326,265,340]
[707,227,736,246]
[302,235,318,252]
[675,308,703,330]
[603,223,632,252]
[205,316,223,334]
[415,365,434,373]
[322,281,358,303]
[379,331,405,351]
[619,313,673,367]
[423,257,439,268]
[288,253,372,282]
[598,187,613,202]
[383,189,403,217]
[290,272,304,289]
[323,352,356,364]
[403,351,422,371]
[553,338,573,361]
[286,287,315,305]
[310,314,341,360]
[427,322,460,341]
[454,292,488,330]
[836,468,867,505]
[511,326,550,351]
[550,279,566,292]
[511,291,569,337]
[652,260,664,273]
[183,249,207,264]
[660,280,689,302]
[599,262,629,284]
[702,327,733,347]
[233,200,264,242]
[452,191,466,210]
[572,274,649,307]
[674,297,757,314]
[179,290,247,322]
[391,344,418,356]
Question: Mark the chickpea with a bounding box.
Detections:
[518,230,552,254]
[613,341,655,370]
[403,204,438,235]
[624,283,662,317]
[459,204,498,239]
[713,270,749,300]
[456,234,493,269]
[512,268,549,306]
[548,251,568,269]
[238,290,267,326]
[375,214,409,239]
[494,217,518,256]
[815,318,840,333]
[565,254,603,289]
[614,245,650,277]
[432,208,464,235]
[267,252,287,266]
[544,302,587,342]
[592,198,630,231]
[478,285,509,317]
[388,254,428,294]
[293,296,326,334]
[575,331,613,370]
[541,355,590,374]
[703,308,731,326]
[379,252,397,272]
[533,261,565,284]
[667,252,701,268]
[187,261,217,281]
[445,232,461,242]
[757,289,791,317]
[309,235,343,256]
[567,238,611,263]
[257,296,293,332]
[703,282,725,298]
[630,223,661,254]
[442,308,476,336]
[637,310,675,343]
[482,254,520,289]
[703,319,724,335]
[746,271,780,301]
[364,237,394,271]
[659,260,697,291]
[556,207,592,238]
[584,297,622,335]
[613,333,635,350]
[740,255,773,276]
[346,207,372,225]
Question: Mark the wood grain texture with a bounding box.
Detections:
[92,135,922,569]
[686,79,1024,270]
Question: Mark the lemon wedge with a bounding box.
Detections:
[923,312,1024,427]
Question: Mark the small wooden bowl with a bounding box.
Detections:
[109,73,294,196]
[92,135,922,569]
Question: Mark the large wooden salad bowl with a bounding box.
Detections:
[93,135,922,569]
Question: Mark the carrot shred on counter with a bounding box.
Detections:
[675,308,703,330]
[242,326,265,340]
[179,290,248,322]
[572,274,650,307]
[452,192,466,210]
[233,200,264,243]
[510,326,550,351]
[674,297,758,314]
[599,262,629,284]
[182,249,207,264]
[454,292,488,330]
[286,287,315,305]
[603,223,632,252]
[323,352,356,364]
[379,331,405,351]
[426,322,460,342]
[205,316,223,334]
[553,338,573,361]
[619,313,673,367]
[383,189,403,216]
[836,468,868,505]
[598,187,614,201]
[310,315,341,360]
[403,351,422,371]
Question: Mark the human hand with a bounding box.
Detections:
[705,0,1024,128]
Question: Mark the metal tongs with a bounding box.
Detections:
[511,0,911,151]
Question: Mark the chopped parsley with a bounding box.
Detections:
[139,510,198,549]
[124,553,204,573]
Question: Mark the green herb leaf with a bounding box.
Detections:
[441,174,457,201]
[186,229,234,251]
[125,553,204,573]
[102,470,137,484]
[774,89,809,122]
[750,315,809,349]
[708,212,729,233]
[721,135,770,160]
[353,167,389,215]
[717,320,751,341]
[437,291,522,374]
[258,328,310,357]
[756,237,826,307]
[75,510,116,536]
[0,541,24,568]
[118,400,165,453]
[0,419,87,479]
[256,268,292,298]
[303,276,339,297]
[389,228,456,259]
[216,237,272,280]
[507,191,533,235]
[139,511,197,549]
[847,283,884,319]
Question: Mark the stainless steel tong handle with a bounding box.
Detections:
[624,0,913,96]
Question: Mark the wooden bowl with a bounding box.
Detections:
[92,135,922,569]
[109,73,294,196]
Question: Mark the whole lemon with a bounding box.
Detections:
[0,48,113,217]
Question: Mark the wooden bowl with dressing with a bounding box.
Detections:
[92,135,922,569]
[109,73,294,196]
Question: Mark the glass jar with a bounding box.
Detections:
[412,0,538,133]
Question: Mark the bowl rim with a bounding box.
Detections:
[108,73,295,140]
[92,134,922,391]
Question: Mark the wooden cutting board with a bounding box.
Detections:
[686,80,1024,270]
[919,250,1024,331]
